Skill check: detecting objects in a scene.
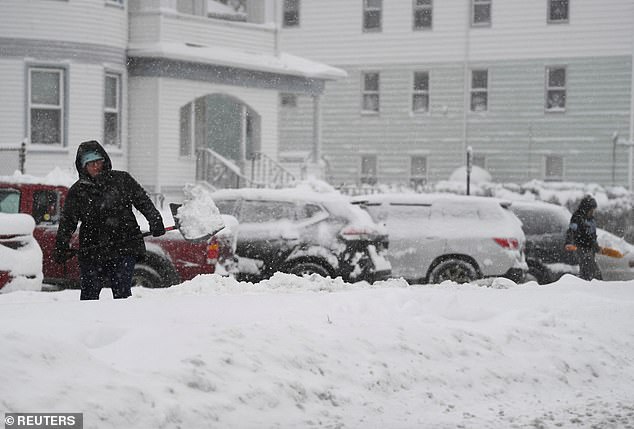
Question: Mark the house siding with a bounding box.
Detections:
[278,0,634,188]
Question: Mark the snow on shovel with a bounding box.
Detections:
[169,183,225,241]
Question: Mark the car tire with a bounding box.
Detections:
[132,263,164,288]
[429,259,478,284]
[288,261,330,278]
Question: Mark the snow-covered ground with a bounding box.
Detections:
[1,273,634,428]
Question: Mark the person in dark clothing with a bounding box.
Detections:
[53,140,165,300]
[565,195,603,281]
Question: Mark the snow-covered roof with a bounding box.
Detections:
[127,42,347,81]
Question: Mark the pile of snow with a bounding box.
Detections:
[0,213,43,293]
[447,165,493,184]
[176,184,225,240]
[1,274,634,428]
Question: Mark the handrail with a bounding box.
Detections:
[196,148,261,189]
[248,151,296,188]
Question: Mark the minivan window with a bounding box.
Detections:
[512,207,568,235]
[0,189,20,214]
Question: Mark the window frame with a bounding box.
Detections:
[27,66,66,147]
[412,0,433,31]
[282,0,300,28]
[548,0,569,24]
[360,155,378,185]
[412,71,430,114]
[103,72,122,149]
[363,0,382,33]
[471,0,491,27]
[361,71,380,114]
[410,155,428,187]
[470,69,489,112]
[544,155,565,181]
[545,66,567,113]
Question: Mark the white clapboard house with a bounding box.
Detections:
[0,0,345,200]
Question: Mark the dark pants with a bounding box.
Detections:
[79,256,137,300]
[577,248,602,281]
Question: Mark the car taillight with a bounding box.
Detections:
[207,240,220,264]
[493,238,519,250]
[0,271,11,288]
[340,226,379,241]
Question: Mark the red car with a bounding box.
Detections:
[0,180,235,289]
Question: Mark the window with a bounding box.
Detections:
[361,72,380,113]
[470,69,488,112]
[412,71,430,113]
[545,155,564,181]
[106,0,124,6]
[546,66,566,112]
[472,0,491,26]
[0,189,20,214]
[29,67,64,145]
[179,103,193,157]
[283,0,299,27]
[413,0,432,30]
[280,93,297,108]
[363,0,382,32]
[360,155,377,185]
[410,156,427,187]
[32,190,61,224]
[104,73,121,148]
[239,201,297,223]
[548,0,568,23]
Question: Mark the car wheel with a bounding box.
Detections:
[429,259,478,284]
[132,263,163,288]
[288,262,330,278]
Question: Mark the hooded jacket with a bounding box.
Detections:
[55,140,165,263]
[565,195,600,252]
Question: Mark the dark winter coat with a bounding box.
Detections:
[565,196,600,252]
[55,140,164,263]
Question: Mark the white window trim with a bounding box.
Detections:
[410,155,428,184]
[471,0,492,27]
[412,71,430,114]
[412,0,433,31]
[470,69,489,113]
[361,71,380,115]
[105,0,124,8]
[104,72,122,148]
[360,154,378,184]
[27,66,65,147]
[547,0,569,24]
[363,0,382,32]
[545,66,567,113]
[544,155,565,181]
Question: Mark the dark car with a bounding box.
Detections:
[507,200,577,284]
[211,188,392,283]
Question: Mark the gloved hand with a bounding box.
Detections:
[564,244,577,252]
[151,224,166,237]
[52,247,75,264]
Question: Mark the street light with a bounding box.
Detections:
[612,131,634,190]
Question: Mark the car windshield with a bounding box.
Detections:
[511,206,569,235]
[0,188,20,214]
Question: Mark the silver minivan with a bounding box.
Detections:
[351,193,528,284]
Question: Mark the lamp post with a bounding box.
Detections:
[466,146,473,195]
[612,131,634,190]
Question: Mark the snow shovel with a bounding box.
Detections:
[65,203,224,258]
